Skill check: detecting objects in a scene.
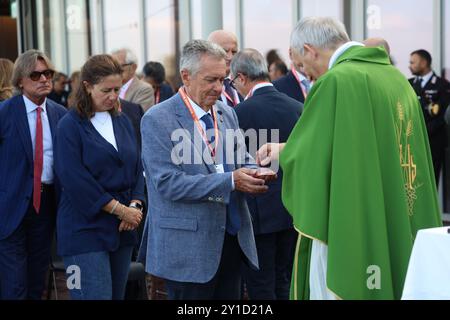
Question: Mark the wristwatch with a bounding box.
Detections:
[129,202,143,212]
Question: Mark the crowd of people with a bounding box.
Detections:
[1,16,449,300]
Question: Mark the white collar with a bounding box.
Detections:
[252,82,274,92]
[328,41,365,70]
[23,95,47,114]
[420,71,434,85]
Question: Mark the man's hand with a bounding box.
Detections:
[256,143,286,166]
[233,168,268,194]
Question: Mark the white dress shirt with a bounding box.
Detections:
[419,71,434,88]
[24,95,54,184]
[119,78,134,99]
[90,111,118,151]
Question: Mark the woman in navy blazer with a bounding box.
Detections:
[54,55,145,300]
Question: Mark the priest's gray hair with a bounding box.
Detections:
[231,49,269,81]
[290,17,350,55]
[180,39,226,76]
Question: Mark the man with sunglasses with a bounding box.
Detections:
[0,50,67,299]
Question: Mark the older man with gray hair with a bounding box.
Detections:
[257,17,441,300]
[231,48,301,300]
[139,40,276,300]
[111,48,154,111]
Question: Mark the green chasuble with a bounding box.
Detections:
[280,46,442,300]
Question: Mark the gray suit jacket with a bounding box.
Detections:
[139,93,258,283]
[125,76,155,111]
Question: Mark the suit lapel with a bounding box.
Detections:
[173,95,216,173]
[13,96,33,164]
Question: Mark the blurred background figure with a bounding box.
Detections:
[208,29,242,107]
[266,49,282,69]
[67,71,81,108]
[0,58,14,102]
[142,61,174,105]
[48,72,69,108]
[111,48,155,111]
[269,60,288,82]
[363,37,394,64]
[408,49,450,184]
[363,37,391,55]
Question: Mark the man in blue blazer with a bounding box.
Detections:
[139,40,274,300]
[231,49,302,300]
[0,50,66,299]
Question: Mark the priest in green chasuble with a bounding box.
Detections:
[256,17,442,300]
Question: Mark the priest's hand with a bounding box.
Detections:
[256,143,286,166]
[233,168,268,194]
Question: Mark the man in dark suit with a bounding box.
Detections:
[120,99,144,150]
[231,48,302,300]
[273,48,311,105]
[408,49,450,184]
[0,50,66,299]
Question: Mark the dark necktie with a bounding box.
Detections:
[202,113,241,234]
[413,77,423,95]
[201,113,215,144]
[223,78,236,107]
[33,107,43,214]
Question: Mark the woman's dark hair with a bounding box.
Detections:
[74,54,123,118]
[142,61,166,85]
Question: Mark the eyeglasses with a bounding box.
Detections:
[230,74,240,89]
[29,69,55,81]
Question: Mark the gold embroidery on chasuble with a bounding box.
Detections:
[395,102,421,216]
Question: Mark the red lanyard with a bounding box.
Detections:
[245,82,272,100]
[179,87,220,158]
[155,88,161,104]
[291,66,308,99]
[222,88,238,106]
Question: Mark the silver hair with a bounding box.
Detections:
[11,49,55,90]
[290,17,350,55]
[230,48,269,81]
[111,48,138,64]
[180,39,226,76]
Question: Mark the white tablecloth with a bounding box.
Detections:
[402,227,450,300]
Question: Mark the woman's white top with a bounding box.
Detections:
[90,111,118,151]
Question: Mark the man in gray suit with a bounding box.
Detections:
[139,40,274,300]
[111,48,155,111]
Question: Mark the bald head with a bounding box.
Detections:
[208,30,238,75]
[363,37,391,55]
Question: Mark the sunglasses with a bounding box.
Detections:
[29,69,55,81]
